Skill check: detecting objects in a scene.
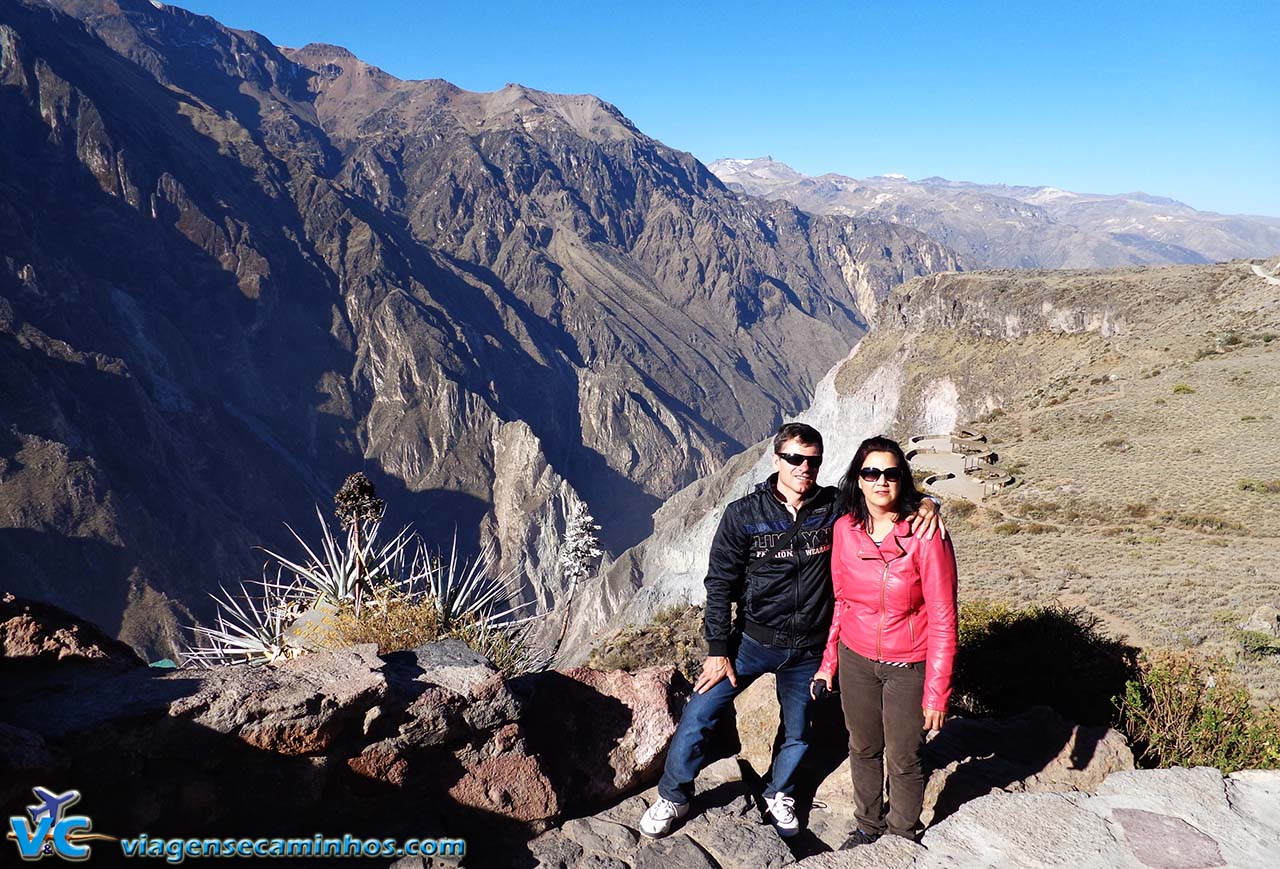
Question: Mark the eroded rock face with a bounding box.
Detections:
[0,0,958,661]
[0,616,687,861]
[0,592,144,669]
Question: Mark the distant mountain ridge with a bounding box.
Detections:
[710,157,1280,269]
[0,0,956,657]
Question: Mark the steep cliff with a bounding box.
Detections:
[0,0,957,657]
[572,258,1280,682]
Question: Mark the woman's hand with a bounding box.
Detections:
[811,671,834,700]
[908,498,947,540]
[922,707,946,731]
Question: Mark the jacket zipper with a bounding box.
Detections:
[876,561,889,658]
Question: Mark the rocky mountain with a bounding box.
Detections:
[710,157,1280,270]
[0,0,956,658]
[567,256,1280,690]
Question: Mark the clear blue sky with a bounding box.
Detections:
[178,0,1279,216]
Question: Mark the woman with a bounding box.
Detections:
[813,435,958,846]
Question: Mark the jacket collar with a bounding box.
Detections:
[757,473,831,513]
[850,517,911,561]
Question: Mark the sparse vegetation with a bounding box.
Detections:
[589,604,704,683]
[1117,650,1280,772]
[1161,512,1246,533]
[185,478,540,672]
[954,603,1280,771]
[1172,383,1196,394]
[1237,629,1280,660]
[1238,478,1280,495]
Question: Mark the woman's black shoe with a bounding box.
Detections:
[839,829,881,849]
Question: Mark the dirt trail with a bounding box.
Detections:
[1251,262,1280,286]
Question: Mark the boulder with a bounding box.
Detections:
[168,643,388,754]
[1240,604,1280,638]
[734,673,779,777]
[914,767,1280,868]
[526,757,794,869]
[518,666,688,809]
[0,592,143,669]
[918,704,1134,825]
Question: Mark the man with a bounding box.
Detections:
[640,422,940,839]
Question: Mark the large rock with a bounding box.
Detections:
[169,643,388,754]
[915,767,1280,868]
[734,673,781,777]
[0,629,688,860]
[518,666,689,809]
[1240,605,1280,638]
[527,758,794,869]
[0,592,144,669]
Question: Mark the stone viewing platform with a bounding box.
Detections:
[906,431,1013,501]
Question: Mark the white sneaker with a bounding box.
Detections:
[765,793,800,838]
[639,797,689,838]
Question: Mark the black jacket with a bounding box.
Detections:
[703,475,838,656]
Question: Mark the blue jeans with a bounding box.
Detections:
[658,633,822,803]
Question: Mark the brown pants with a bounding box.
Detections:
[837,643,925,839]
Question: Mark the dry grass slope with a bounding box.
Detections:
[854,260,1280,702]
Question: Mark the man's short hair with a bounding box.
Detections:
[773,422,823,454]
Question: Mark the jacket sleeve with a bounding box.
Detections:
[818,518,848,675]
[704,502,749,657]
[917,532,959,712]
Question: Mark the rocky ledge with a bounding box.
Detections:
[0,597,688,862]
[4,597,1277,868]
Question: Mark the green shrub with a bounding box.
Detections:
[1239,479,1280,495]
[993,521,1022,535]
[952,601,1138,724]
[1116,650,1280,772]
[1237,630,1280,659]
[1162,512,1246,533]
[589,604,704,683]
[947,499,977,519]
[1172,383,1196,394]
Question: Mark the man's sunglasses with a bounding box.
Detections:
[859,466,905,483]
[776,452,823,468]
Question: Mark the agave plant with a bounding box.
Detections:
[259,507,414,607]
[183,573,302,667]
[415,533,532,631]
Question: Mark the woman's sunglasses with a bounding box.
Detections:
[859,466,904,483]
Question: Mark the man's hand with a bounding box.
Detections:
[908,497,947,540]
[923,708,946,731]
[693,656,737,694]
[811,670,834,700]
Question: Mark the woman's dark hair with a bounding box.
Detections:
[836,435,923,528]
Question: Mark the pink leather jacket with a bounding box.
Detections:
[819,515,959,711]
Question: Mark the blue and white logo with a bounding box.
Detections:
[6,787,113,862]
